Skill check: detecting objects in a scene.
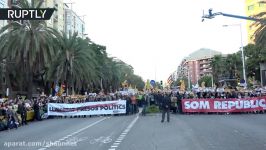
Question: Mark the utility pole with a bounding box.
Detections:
[187,66,190,90]
[209,49,214,87]
[223,24,247,88]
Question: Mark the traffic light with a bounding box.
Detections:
[160,80,163,85]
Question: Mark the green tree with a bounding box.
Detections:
[0,0,60,98]
[252,11,266,48]
[198,76,212,87]
[244,44,266,82]
[47,32,97,95]
[211,55,224,82]
[224,53,242,79]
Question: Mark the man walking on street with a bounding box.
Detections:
[161,92,171,123]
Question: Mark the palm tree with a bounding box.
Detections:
[244,44,265,81]
[252,11,266,47]
[210,55,224,82]
[0,0,60,98]
[224,53,242,79]
[47,32,97,95]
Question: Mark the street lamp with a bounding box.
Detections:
[184,66,191,90]
[209,49,214,87]
[223,24,247,87]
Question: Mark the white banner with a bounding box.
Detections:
[48,100,126,116]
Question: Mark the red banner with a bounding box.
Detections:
[182,97,266,112]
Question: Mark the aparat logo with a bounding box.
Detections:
[0,8,55,20]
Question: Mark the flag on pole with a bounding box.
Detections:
[167,75,174,85]
[57,83,65,96]
[180,80,186,92]
[145,79,151,90]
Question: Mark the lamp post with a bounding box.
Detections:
[223,24,247,87]
[209,49,214,87]
[184,66,191,90]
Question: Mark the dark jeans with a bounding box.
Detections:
[178,103,183,114]
[34,110,41,121]
[131,104,137,114]
[7,118,18,129]
[161,108,170,122]
[21,114,27,125]
[142,105,147,116]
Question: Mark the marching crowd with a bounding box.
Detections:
[0,93,143,131]
[1,87,266,131]
[0,97,46,131]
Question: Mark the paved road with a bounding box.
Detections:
[1,113,266,150]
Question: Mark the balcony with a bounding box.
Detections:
[200,65,210,69]
[200,69,212,75]
[199,60,210,65]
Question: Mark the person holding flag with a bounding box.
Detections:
[57,83,65,96]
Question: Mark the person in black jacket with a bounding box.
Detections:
[18,102,27,125]
[33,100,41,121]
[157,92,164,111]
[176,92,183,114]
[141,95,147,116]
[161,92,171,123]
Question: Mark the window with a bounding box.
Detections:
[259,2,266,7]
[11,0,17,5]
[248,5,254,10]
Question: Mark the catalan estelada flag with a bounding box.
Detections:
[167,75,174,85]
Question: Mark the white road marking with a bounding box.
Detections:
[111,145,118,148]
[109,114,139,150]
[114,142,120,145]
[37,117,107,150]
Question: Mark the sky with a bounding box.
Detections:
[65,0,248,82]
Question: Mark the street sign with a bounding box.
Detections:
[240,79,247,87]
[150,80,156,86]
[240,79,245,84]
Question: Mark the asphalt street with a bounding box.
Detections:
[1,113,266,150]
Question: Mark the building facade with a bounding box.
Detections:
[42,0,65,32]
[4,0,85,35]
[177,48,222,85]
[64,4,85,38]
[245,0,266,43]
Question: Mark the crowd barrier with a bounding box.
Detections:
[182,97,266,113]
